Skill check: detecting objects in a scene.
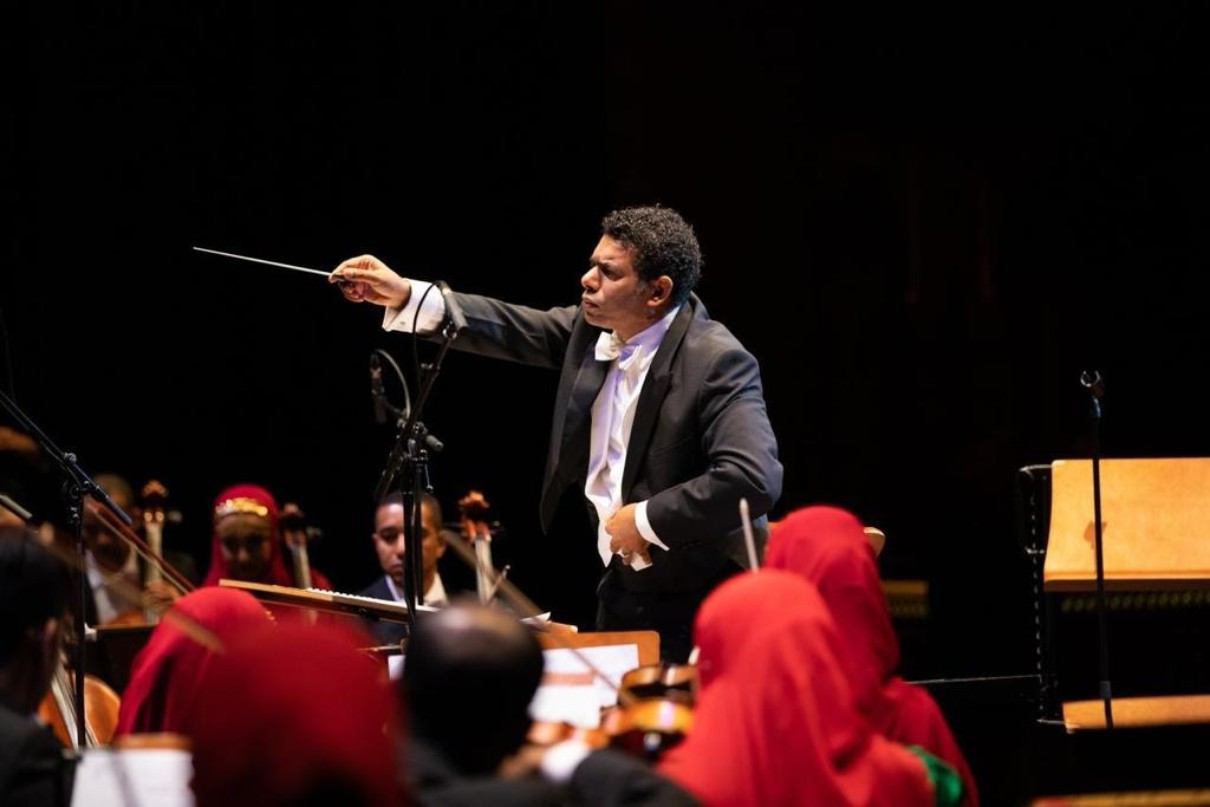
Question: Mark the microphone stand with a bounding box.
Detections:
[374,313,460,635]
[1080,370,1113,729]
[0,390,133,748]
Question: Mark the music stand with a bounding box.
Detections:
[1034,457,1210,729]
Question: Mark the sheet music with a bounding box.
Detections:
[540,644,639,709]
[71,747,194,807]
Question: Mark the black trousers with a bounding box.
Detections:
[595,557,741,663]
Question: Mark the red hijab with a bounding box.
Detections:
[203,484,292,587]
[185,621,402,807]
[658,571,933,807]
[115,587,272,735]
[766,505,978,805]
[202,483,331,591]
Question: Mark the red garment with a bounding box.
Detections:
[766,505,979,806]
[115,587,272,735]
[201,483,332,592]
[657,571,933,807]
[185,621,402,807]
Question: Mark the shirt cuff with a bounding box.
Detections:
[634,501,669,552]
[539,738,594,784]
[382,279,445,333]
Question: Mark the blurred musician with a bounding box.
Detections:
[359,491,452,645]
[82,473,198,625]
[0,525,76,807]
[114,587,271,736]
[202,484,333,622]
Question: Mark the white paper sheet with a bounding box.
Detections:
[528,642,641,727]
[71,747,194,807]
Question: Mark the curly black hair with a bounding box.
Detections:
[601,205,702,306]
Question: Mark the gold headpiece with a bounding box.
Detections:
[214,497,270,520]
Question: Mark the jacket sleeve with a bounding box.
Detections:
[645,343,783,550]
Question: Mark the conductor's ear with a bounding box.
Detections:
[650,275,673,305]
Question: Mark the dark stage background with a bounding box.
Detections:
[5,5,1209,798]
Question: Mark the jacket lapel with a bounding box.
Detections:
[541,340,609,528]
[621,300,696,498]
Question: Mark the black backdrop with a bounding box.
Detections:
[6,4,1209,686]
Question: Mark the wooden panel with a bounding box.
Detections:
[1062,694,1210,730]
[1034,789,1210,806]
[1045,458,1210,591]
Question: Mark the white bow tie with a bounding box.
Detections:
[594,331,627,362]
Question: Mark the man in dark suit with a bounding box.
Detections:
[0,525,76,807]
[333,205,783,661]
[359,491,467,645]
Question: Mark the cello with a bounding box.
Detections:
[100,479,188,627]
[139,479,169,624]
[37,648,122,749]
[279,502,313,589]
[36,493,195,747]
[457,489,497,604]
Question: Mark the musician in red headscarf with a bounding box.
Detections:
[765,505,977,805]
[657,571,941,807]
[115,587,272,736]
[203,483,332,592]
[185,620,402,807]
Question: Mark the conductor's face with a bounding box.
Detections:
[581,236,661,342]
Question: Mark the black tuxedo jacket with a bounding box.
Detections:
[440,292,783,594]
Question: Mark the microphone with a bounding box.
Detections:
[1080,370,1105,399]
[370,352,388,424]
[436,281,467,335]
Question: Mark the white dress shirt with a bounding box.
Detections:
[382,283,678,570]
[584,306,679,567]
[384,571,448,608]
[85,550,140,624]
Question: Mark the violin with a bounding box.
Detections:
[601,663,696,760]
[525,719,609,749]
[619,662,697,701]
[526,662,697,761]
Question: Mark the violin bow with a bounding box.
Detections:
[739,497,760,571]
